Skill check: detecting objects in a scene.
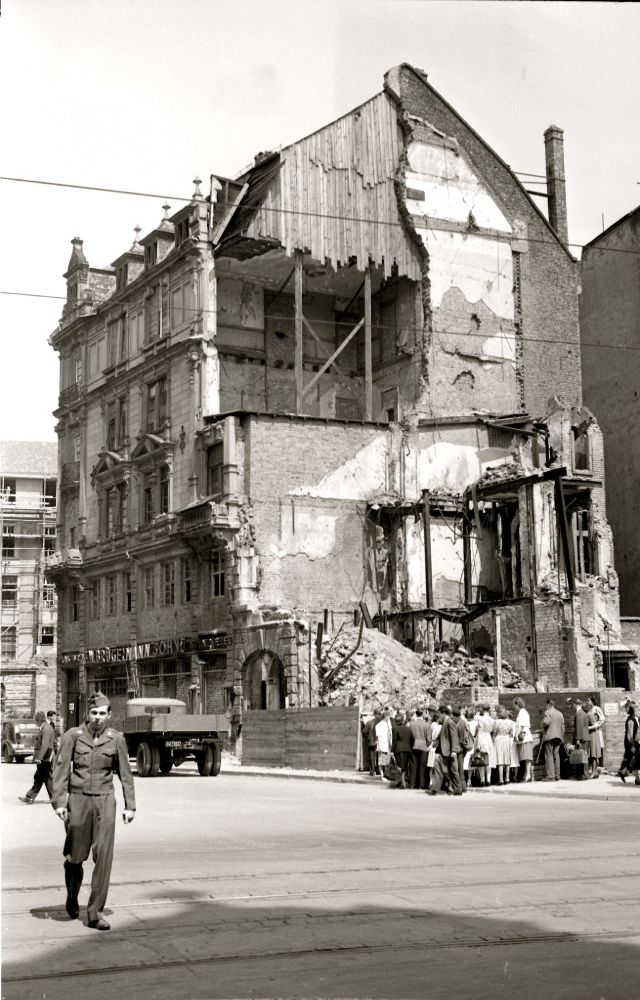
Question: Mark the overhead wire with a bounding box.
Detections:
[1,173,638,256]
[0,288,637,352]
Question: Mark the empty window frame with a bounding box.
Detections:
[2,525,15,558]
[3,626,17,659]
[572,426,591,473]
[40,625,55,646]
[44,526,56,554]
[43,584,56,609]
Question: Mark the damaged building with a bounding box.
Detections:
[48,63,629,735]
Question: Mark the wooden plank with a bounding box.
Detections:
[295,249,304,413]
[364,267,372,420]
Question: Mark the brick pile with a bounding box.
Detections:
[321,626,529,712]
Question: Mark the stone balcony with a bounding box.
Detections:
[176,496,241,553]
[59,383,84,408]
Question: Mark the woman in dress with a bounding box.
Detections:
[474,704,495,787]
[426,708,441,790]
[513,696,534,782]
[462,705,478,788]
[494,704,516,784]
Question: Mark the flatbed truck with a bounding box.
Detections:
[115,697,228,777]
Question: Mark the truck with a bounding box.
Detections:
[115,697,228,777]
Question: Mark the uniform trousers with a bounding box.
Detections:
[544,738,562,780]
[63,792,116,921]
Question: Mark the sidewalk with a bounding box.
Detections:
[222,754,640,802]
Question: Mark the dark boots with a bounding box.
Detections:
[64,861,83,919]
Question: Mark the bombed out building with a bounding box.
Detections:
[48,64,627,734]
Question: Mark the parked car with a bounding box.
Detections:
[1,719,40,763]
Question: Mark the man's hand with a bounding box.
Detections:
[34,759,41,765]
[122,810,135,824]
[55,807,68,822]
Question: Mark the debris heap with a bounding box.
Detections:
[320,626,529,712]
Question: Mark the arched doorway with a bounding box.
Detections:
[242,650,287,710]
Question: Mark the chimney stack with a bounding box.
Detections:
[544,125,568,245]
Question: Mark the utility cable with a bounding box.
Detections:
[1,174,638,256]
[0,289,637,352]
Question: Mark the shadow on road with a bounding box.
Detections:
[5,883,639,1000]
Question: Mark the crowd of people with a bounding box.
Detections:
[361,696,640,793]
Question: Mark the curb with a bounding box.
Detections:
[222,766,640,801]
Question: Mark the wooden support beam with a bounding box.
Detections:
[303,318,364,397]
[294,250,304,414]
[421,489,434,609]
[554,477,575,594]
[364,266,372,421]
[462,504,473,606]
[303,316,344,375]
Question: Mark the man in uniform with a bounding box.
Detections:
[52,691,135,930]
[19,710,56,804]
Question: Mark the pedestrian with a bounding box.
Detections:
[513,696,533,782]
[374,707,393,783]
[428,706,462,796]
[363,712,380,776]
[493,704,515,785]
[409,708,430,789]
[462,706,478,788]
[19,710,56,804]
[574,699,590,753]
[51,691,136,930]
[391,711,413,788]
[425,707,439,789]
[541,698,565,781]
[585,696,606,774]
[618,702,640,785]
[474,704,495,787]
[452,705,473,792]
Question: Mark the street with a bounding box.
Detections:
[2,761,640,1000]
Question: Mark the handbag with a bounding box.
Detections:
[469,751,486,769]
[516,729,526,743]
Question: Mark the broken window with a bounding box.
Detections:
[572,507,594,579]
[381,387,399,423]
[572,426,591,472]
[1,576,18,606]
[145,376,168,432]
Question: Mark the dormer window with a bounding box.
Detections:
[145,243,158,269]
[116,265,127,291]
[175,219,190,246]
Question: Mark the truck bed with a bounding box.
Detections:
[120,713,229,735]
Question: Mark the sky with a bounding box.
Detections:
[0,0,638,442]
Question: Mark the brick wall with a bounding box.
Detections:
[397,66,582,416]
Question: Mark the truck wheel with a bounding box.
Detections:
[210,744,221,777]
[197,746,214,776]
[2,743,14,764]
[149,745,161,777]
[159,750,173,775]
[136,742,152,777]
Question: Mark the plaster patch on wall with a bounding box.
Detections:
[405,141,512,233]
[289,438,387,500]
[419,231,514,320]
[270,509,338,560]
[417,441,512,493]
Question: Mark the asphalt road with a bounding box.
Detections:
[2,761,639,1000]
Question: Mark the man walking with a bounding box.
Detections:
[409,708,430,789]
[19,710,56,804]
[541,698,565,781]
[428,706,463,796]
[52,692,136,930]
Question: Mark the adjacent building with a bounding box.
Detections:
[580,206,640,624]
[1,441,58,718]
[48,64,628,736]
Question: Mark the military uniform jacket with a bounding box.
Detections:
[52,724,136,811]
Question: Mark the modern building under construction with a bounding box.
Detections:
[0,441,58,718]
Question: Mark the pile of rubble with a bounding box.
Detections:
[320,626,529,712]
